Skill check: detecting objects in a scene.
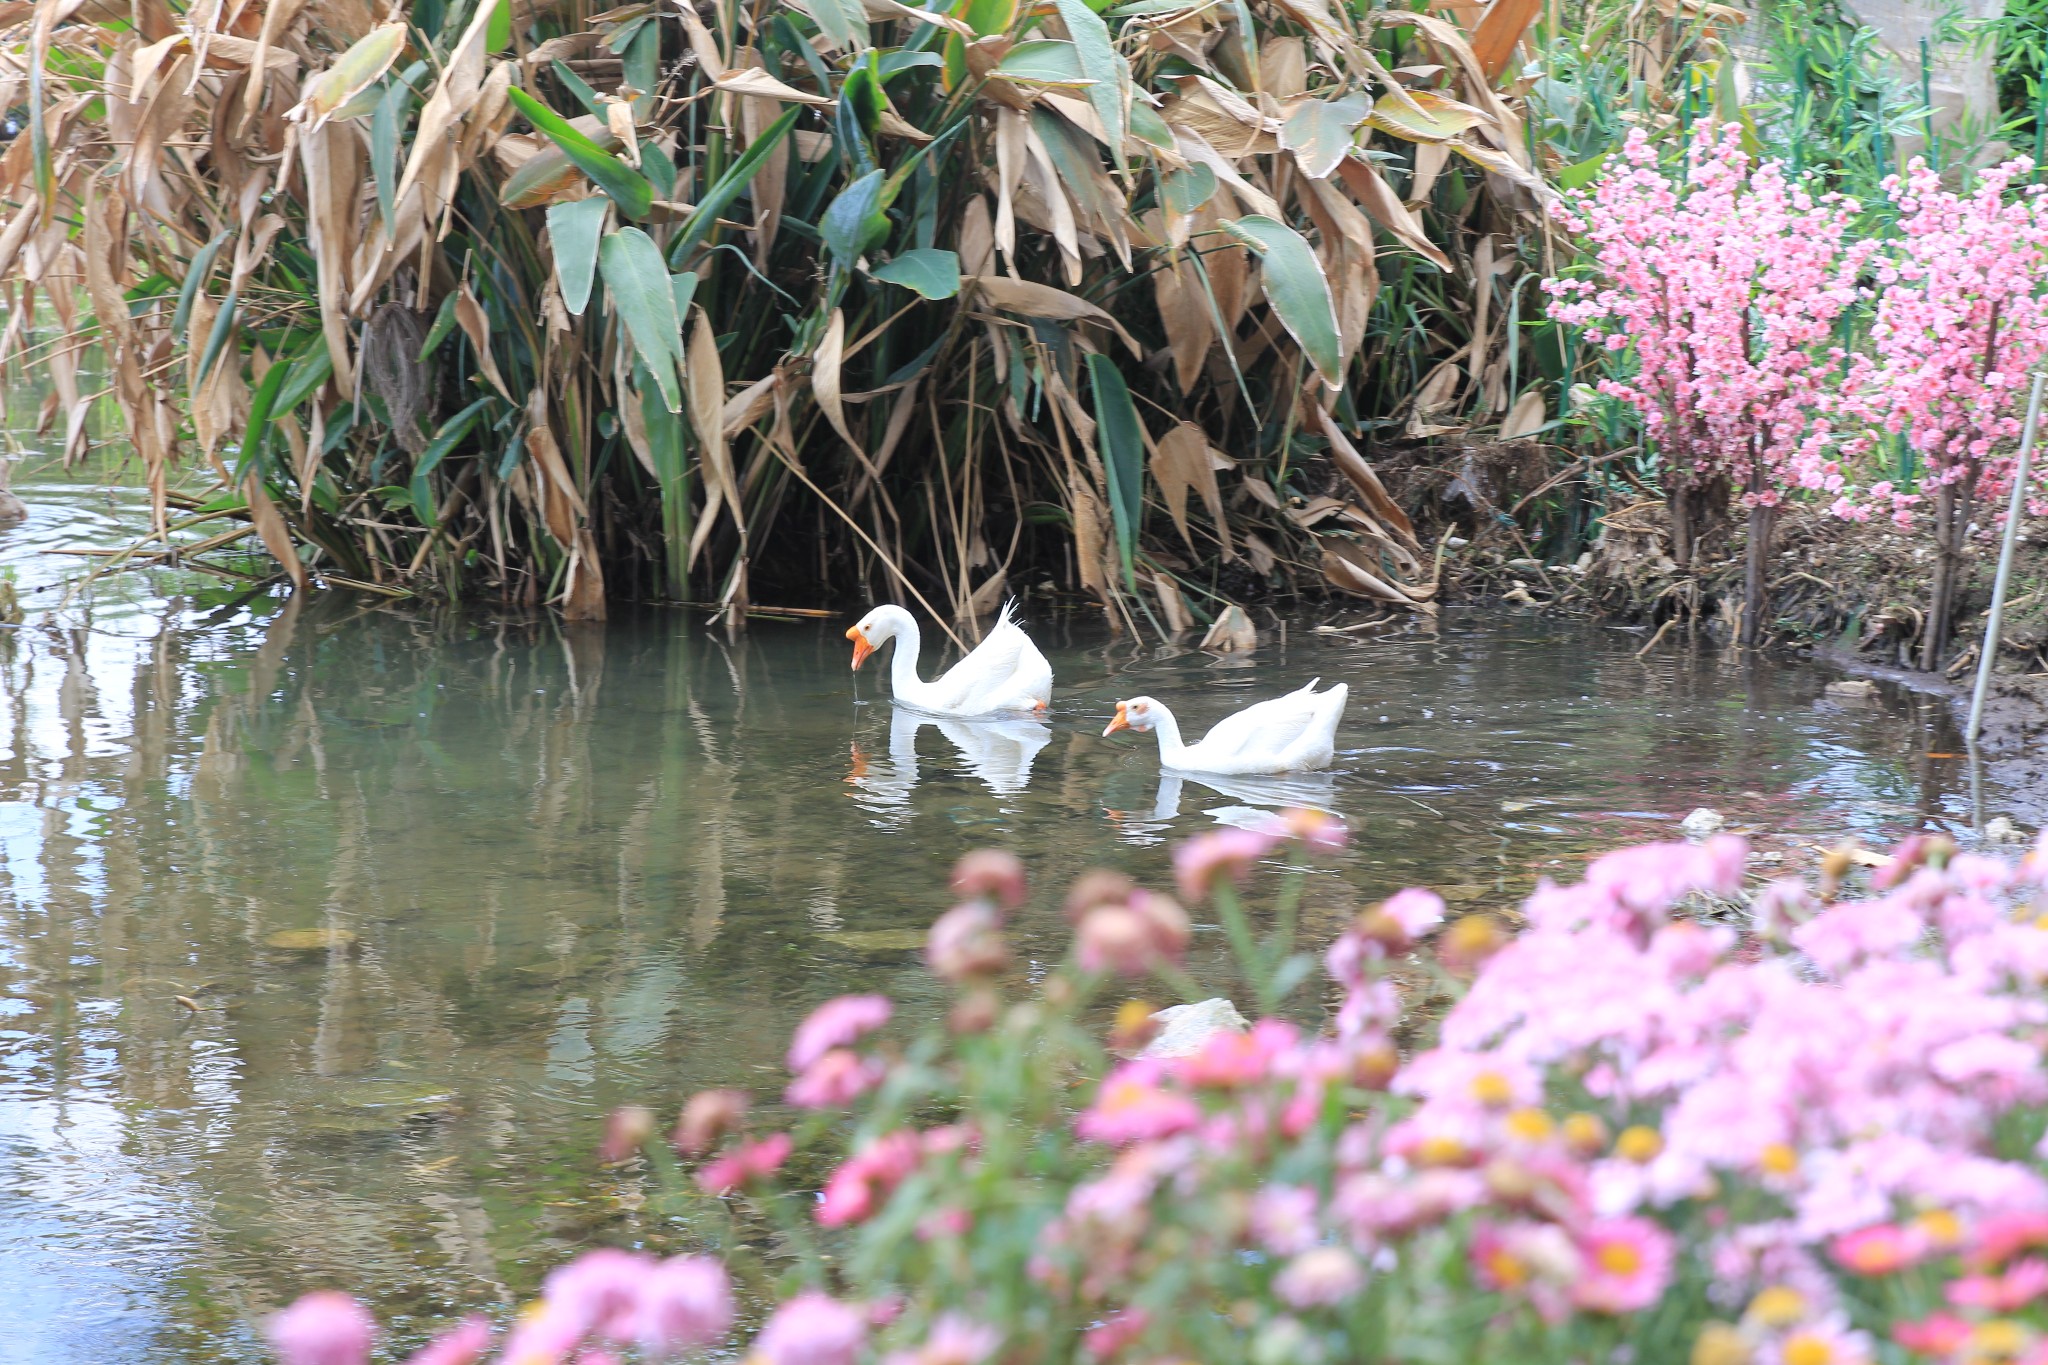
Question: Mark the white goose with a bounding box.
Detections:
[846,602,1053,718]
[1103,680,1348,775]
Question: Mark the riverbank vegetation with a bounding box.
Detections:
[269,821,2048,1364]
[2,0,2046,665]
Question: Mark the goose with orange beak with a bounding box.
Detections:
[846,602,1053,718]
[1102,682,1347,775]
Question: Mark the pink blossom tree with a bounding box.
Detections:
[1547,124,1872,645]
[1839,158,2048,671]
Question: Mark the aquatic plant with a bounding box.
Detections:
[1836,157,2048,670]
[269,817,2048,1363]
[1545,122,1873,643]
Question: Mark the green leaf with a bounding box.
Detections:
[486,0,511,52]
[1053,0,1126,160]
[507,85,654,219]
[1128,99,1174,150]
[171,230,232,340]
[600,226,685,411]
[870,248,960,298]
[1087,353,1145,591]
[876,51,943,81]
[994,39,1093,86]
[1222,214,1344,389]
[1161,163,1216,215]
[623,20,659,117]
[668,106,801,266]
[274,348,335,415]
[551,58,609,119]
[235,350,299,483]
[836,52,886,177]
[372,64,423,238]
[1280,91,1371,179]
[670,271,699,325]
[809,0,871,51]
[194,287,240,388]
[547,197,609,315]
[1559,151,1608,191]
[420,290,461,361]
[821,168,888,272]
[416,396,496,479]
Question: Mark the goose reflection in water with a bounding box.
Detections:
[1108,768,1342,845]
[847,706,1052,807]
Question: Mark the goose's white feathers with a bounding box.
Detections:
[1108,680,1347,776]
[849,601,1053,718]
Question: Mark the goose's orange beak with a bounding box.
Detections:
[1103,702,1130,737]
[846,625,875,670]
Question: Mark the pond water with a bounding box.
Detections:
[0,461,2023,1361]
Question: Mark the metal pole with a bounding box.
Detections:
[1967,369,2047,748]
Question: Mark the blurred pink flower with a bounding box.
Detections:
[628,1256,734,1352]
[1173,827,1277,901]
[1264,808,1349,853]
[1384,888,1446,937]
[1829,1224,1926,1276]
[1274,1246,1365,1308]
[696,1132,793,1194]
[818,1131,924,1227]
[599,1105,654,1164]
[926,902,1008,981]
[788,994,891,1073]
[673,1088,748,1156]
[269,1292,376,1365]
[1082,1308,1149,1359]
[1893,1313,1973,1356]
[1570,1217,1675,1314]
[1250,1184,1320,1255]
[785,1048,885,1108]
[752,1293,867,1365]
[1076,1062,1201,1144]
[882,1314,1001,1365]
[1945,1257,2048,1311]
[951,849,1027,909]
[399,1316,491,1365]
[1180,1019,1297,1090]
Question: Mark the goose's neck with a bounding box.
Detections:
[1149,707,1188,767]
[888,617,928,701]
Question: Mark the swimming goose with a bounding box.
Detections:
[1103,680,1347,775]
[846,602,1053,717]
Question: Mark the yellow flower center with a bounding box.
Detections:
[1562,1112,1608,1153]
[1915,1208,1964,1247]
[1972,1320,2029,1358]
[1505,1107,1556,1142]
[1417,1135,1467,1167]
[1597,1241,1643,1276]
[1757,1143,1799,1176]
[1615,1125,1664,1163]
[1781,1332,1833,1365]
[1485,1248,1530,1288]
[1470,1070,1515,1107]
[1689,1322,1755,1365]
[1746,1285,1807,1329]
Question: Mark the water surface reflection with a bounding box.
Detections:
[0,470,2017,1361]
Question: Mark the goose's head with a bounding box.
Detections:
[1103,696,1163,736]
[846,605,913,670]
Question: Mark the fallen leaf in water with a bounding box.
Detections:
[265,927,360,951]
[819,928,929,952]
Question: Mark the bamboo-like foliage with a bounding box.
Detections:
[0,0,1546,623]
